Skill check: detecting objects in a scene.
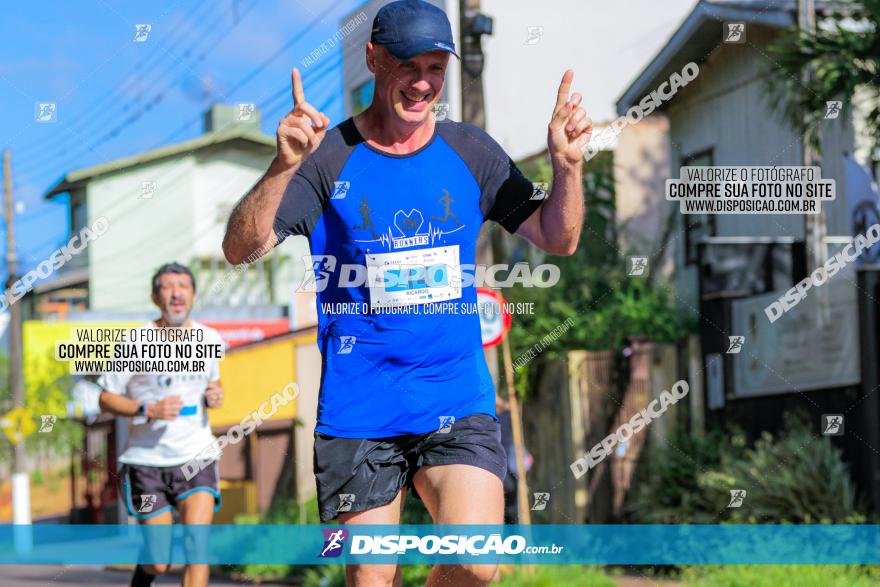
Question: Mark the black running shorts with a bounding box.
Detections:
[120,460,221,521]
[313,413,506,522]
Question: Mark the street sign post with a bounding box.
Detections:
[477,287,511,348]
[477,288,530,525]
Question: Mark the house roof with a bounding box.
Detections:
[43,124,275,199]
[32,266,89,295]
[615,0,830,116]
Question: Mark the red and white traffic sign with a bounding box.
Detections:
[477,288,511,348]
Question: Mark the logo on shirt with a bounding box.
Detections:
[353,196,379,240]
[332,181,350,200]
[393,209,429,248]
[337,336,356,355]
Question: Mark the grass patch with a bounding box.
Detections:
[681,565,880,586]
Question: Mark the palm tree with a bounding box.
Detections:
[766,0,880,153]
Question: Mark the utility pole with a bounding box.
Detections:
[4,148,30,527]
[799,0,826,272]
[458,1,532,533]
[459,0,497,376]
[459,0,487,128]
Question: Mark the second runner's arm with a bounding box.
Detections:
[97,369,182,420]
[98,391,183,420]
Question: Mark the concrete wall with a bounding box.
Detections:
[614,116,673,274]
[88,155,196,312]
[192,145,273,259]
[87,141,306,313]
[295,334,321,505]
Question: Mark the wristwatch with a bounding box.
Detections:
[133,403,149,425]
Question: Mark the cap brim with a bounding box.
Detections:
[384,39,460,61]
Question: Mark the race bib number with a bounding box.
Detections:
[365,245,462,309]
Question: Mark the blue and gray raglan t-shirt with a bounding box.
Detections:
[273,117,542,438]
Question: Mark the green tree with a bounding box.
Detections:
[507,151,693,397]
[766,0,880,151]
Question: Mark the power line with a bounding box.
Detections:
[157,0,347,147]
[87,89,338,286]
[3,55,340,283]
[15,0,263,177]
[5,82,338,305]
[7,0,349,283]
[12,0,238,161]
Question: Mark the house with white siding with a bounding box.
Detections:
[39,104,307,320]
[617,0,880,510]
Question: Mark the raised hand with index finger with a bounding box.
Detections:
[547,69,592,165]
[276,67,331,169]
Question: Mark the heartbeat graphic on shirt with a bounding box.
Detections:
[354,205,465,250]
[357,222,465,249]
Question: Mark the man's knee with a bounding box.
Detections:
[183,527,210,560]
[453,563,499,584]
[347,563,398,586]
[439,565,498,585]
[142,563,169,575]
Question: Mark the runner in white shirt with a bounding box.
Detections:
[98,262,224,587]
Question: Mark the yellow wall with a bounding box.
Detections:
[23,321,140,415]
[210,333,316,427]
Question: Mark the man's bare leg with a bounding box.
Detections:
[137,509,173,580]
[413,464,504,586]
[338,488,407,587]
[178,491,215,587]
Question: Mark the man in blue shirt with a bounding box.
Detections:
[223,1,589,584]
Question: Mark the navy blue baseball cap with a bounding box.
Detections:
[370,0,460,61]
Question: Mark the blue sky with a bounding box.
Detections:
[0,0,364,279]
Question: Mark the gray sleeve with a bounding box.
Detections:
[272,157,328,241]
[442,122,543,234]
[272,122,358,242]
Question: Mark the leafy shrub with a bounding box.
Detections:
[497,565,616,586]
[681,565,880,587]
[712,415,865,524]
[625,414,865,524]
[507,150,694,399]
[625,429,740,523]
